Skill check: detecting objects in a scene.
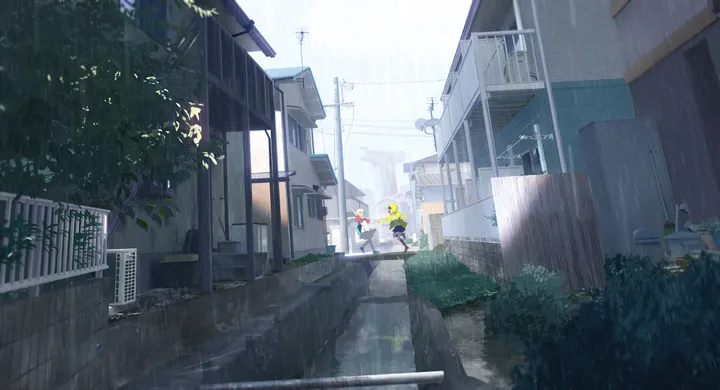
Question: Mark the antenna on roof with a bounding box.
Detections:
[296,28,309,88]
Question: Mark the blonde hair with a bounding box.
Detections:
[355,208,365,216]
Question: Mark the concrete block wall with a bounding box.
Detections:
[0,279,110,390]
[444,239,504,280]
[427,214,444,250]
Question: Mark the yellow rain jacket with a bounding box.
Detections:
[379,203,408,229]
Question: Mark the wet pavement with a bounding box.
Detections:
[306,260,417,389]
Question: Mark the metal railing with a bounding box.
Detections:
[0,192,109,293]
[434,29,543,158]
[473,30,542,86]
[197,371,444,389]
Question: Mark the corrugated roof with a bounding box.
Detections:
[266,67,326,118]
[264,67,308,80]
[412,172,473,187]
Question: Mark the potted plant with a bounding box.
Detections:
[688,218,720,251]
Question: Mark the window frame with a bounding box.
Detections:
[293,193,304,228]
[307,197,317,218]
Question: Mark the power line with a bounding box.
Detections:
[316,129,429,138]
[344,79,446,85]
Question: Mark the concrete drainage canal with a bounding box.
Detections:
[121,256,499,389]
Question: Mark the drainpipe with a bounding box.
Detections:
[277,87,295,259]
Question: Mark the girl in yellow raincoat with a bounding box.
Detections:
[377,203,410,252]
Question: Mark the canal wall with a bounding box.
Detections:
[406,280,490,389]
[119,258,376,389]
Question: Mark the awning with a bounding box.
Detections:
[291,185,333,200]
[251,171,296,184]
[309,154,338,186]
[287,106,317,129]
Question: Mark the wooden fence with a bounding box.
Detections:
[491,173,605,289]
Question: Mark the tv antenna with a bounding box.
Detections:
[296,28,309,68]
[296,28,309,88]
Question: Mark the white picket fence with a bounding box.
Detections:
[0,192,109,293]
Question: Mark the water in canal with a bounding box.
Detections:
[306,260,417,389]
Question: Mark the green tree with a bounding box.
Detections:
[0,0,220,233]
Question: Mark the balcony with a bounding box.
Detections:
[434,30,545,160]
[205,17,275,130]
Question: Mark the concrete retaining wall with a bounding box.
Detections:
[445,239,504,280]
[119,258,374,389]
[0,279,110,390]
[406,287,489,390]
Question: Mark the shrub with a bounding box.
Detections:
[405,251,498,312]
[418,230,429,251]
[484,264,569,347]
[514,254,720,390]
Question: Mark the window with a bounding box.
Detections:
[308,197,317,218]
[288,117,307,153]
[521,147,543,175]
[136,0,167,43]
[293,194,304,228]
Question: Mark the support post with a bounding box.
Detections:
[242,52,255,279]
[451,140,465,208]
[530,0,567,173]
[277,88,294,259]
[333,77,349,253]
[269,94,283,272]
[444,157,456,212]
[463,120,480,203]
[480,96,499,177]
[533,124,548,173]
[198,18,213,293]
[439,159,449,214]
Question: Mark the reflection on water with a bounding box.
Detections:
[307,260,417,390]
[443,307,525,389]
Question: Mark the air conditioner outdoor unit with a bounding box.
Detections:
[107,248,138,306]
[505,51,538,83]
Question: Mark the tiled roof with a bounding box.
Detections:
[412,172,472,187]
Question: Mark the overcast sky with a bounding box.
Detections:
[241,0,470,200]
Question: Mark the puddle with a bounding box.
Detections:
[443,306,524,389]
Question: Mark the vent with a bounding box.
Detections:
[108,248,138,305]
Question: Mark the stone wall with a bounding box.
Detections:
[445,239,504,280]
[0,279,110,390]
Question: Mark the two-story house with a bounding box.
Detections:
[434,0,637,263]
[251,67,336,259]
[109,0,281,292]
[612,0,720,221]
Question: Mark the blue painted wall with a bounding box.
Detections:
[475,79,636,173]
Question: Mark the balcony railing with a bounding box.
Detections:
[442,196,499,243]
[206,17,275,122]
[435,30,543,157]
[0,193,109,293]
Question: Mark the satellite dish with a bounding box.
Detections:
[425,118,440,128]
[414,118,427,131]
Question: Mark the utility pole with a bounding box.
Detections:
[427,97,436,120]
[333,77,349,253]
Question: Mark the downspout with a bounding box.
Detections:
[223,132,230,241]
[277,87,295,259]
